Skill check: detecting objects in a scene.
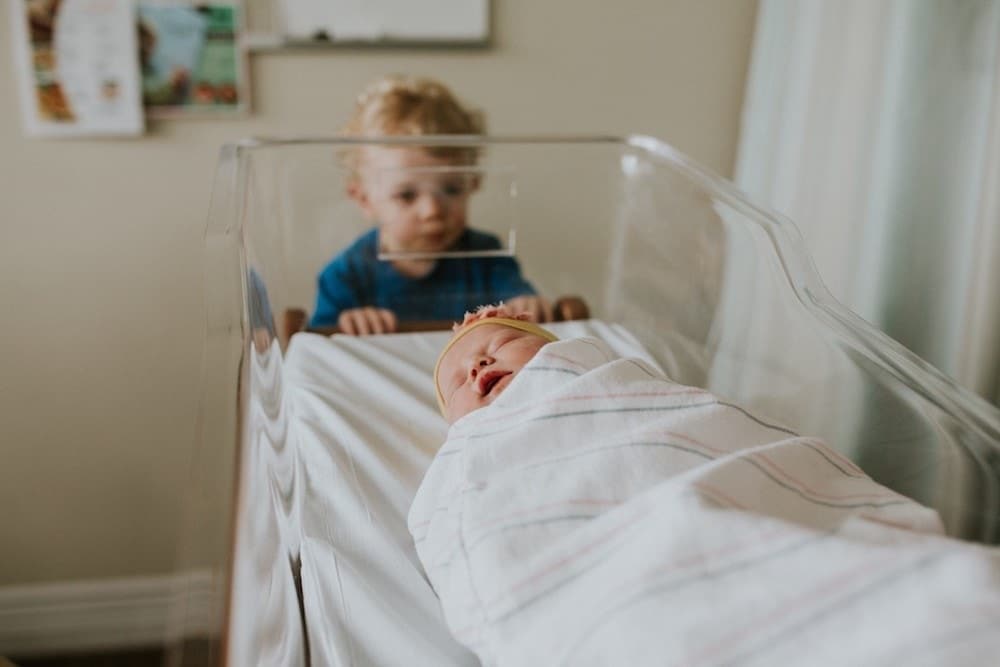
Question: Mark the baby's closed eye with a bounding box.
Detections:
[489,333,516,353]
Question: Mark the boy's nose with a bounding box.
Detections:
[417,193,445,219]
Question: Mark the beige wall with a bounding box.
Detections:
[0,0,757,585]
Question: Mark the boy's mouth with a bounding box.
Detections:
[424,225,458,243]
[477,370,510,397]
[423,232,447,246]
[400,232,450,253]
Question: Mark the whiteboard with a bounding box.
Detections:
[279,0,490,44]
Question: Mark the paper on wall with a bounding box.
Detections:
[10,0,144,137]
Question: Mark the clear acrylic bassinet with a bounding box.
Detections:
[175,136,1000,665]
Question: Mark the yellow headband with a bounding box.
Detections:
[434,318,558,416]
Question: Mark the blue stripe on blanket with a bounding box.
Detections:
[494,519,838,624]
[425,448,907,582]
[427,515,599,573]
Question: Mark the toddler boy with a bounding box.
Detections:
[311,75,550,334]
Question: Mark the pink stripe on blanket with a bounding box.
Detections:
[484,504,653,608]
[448,513,789,642]
[679,553,900,667]
[610,520,793,598]
[855,513,929,532]
[450,387,710,433]
[468,498,621,533]
[669,431,876,495]
[750,449,902,503]
[536,350,591,369]
[658,429,731,456]
[810,438,867,476]
[694,481,749,509]
[411,497,619,532]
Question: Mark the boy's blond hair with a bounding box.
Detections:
[342,75,485,173]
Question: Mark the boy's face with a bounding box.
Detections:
[438,324,549,423]
[350,147,477,255]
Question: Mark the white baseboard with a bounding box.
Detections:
[0,569,221,657]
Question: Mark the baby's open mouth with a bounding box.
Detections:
[477,370,510,397]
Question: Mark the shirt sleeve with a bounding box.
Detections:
[310,253,362,327]
[247,268,276,334]
[487,256,537,301]
[463,229,537,302]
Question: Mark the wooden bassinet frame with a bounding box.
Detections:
[280,296,591,344]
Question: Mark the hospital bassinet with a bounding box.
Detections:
[177,136,1000,665]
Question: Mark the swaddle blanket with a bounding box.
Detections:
[408,338,1000,666]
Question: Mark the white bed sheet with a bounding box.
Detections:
[284,320,658,666]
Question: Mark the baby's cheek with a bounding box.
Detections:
[450,392,480,422]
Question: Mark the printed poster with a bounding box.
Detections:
[10,0,144,137]
[138,2,248,116]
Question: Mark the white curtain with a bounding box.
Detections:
[736,0,1000,401]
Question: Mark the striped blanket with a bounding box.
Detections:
[408,338,1000,666]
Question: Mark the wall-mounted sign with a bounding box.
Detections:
[246,0,491,49]
[138,1,249,117]
[10,0,144,137]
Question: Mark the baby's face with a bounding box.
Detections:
[439,324,549,423]
[352,147,475,255]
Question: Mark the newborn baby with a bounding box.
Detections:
[415,305,1000,666]
[434,304,558,423]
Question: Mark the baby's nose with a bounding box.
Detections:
[468,355,492,378]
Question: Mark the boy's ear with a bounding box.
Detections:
[346,179,377,220]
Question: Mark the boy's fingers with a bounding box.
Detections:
[523,297,544,322]
[506,296,529,319]
[525,299,539,321]
[338,308,397,335]
[366,308,385,334]
[340,310,367,335]
[379,309,398,333]
[337,312,355,335]
[539,298,554,323]
[356,310,373,335]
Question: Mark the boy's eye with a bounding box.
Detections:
[441,181,467,197]
[394,190,417,204]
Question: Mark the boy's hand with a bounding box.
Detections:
[338,307,398,335]
[252,327,272,353]
[505,295,553,323]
